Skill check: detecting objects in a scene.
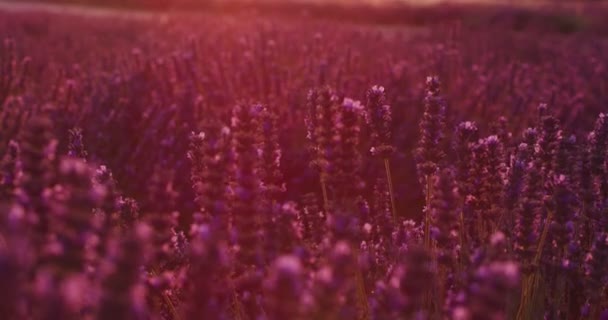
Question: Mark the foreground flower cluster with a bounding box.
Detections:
[1,9,608,320]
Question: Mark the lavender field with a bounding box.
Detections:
[1,2,608,319]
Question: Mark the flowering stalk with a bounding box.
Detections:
[416,76,447,250]
[584,232,608,319]
[332,97,364,200]
[97,231,147,320]
[260,106,285,206]
[432,168,459,313]
[515,134,549,319]
[588,113,608,203]
[18,116,57,256]
[309,241,358,319]
[180,223,230,320]
[263,255,305,320]
[0,140,19,203]
[298,192,325,250]
[399,246,436,318]
[231,104,264,319]
[187,125,231,237]
[142,211,180,320]
[456,233,520,320]
[454,121,479,267]
[517,209,553,320]
[503,143,530,252]
[305,87,338,213]
[475,135,507,239]
[366,85,397,224]
[67,127,87,160]
[337,96,370,319]
[231,103,263,269]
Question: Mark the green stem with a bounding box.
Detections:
[232,287,244,320]
[383,158,398,225]
[423,174,435,316]
[534,211,553,265]
[458,209,466,271]
[424,174,432,249]
[353,248,370,320]
[517,210,553,320]
[151,267,181,320]
[320,174,330,214]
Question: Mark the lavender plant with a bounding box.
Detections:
[1,8,608,320]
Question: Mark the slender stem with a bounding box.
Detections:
[505,210,514,255]
[534,210,553,265]
[517,273,533,320]
[353,247,370,320]
[424,174,432,249]
[458,209,466,270]
[383,158,398,225]
[423,174,434,316]
[517,210,554,320]
[320,174,330,214]
[151,267,181,320]
[232,287,244,320]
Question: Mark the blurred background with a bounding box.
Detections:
[1,0,606,35]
